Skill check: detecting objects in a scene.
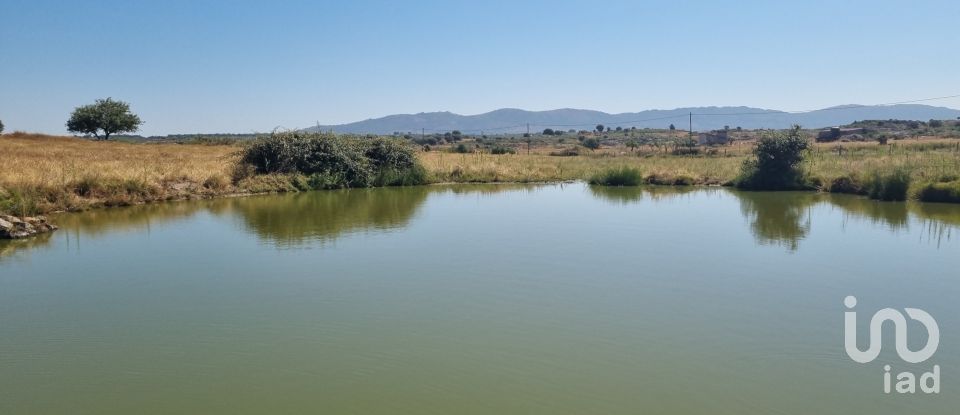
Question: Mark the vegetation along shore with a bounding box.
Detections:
[2,115,960,224]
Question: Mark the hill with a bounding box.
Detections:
[305,104,960,134]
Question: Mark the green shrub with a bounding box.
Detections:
[581,137,601,150]
[829,175,866,195]
[588,167,643,186]
[672,175,696,186]
[372,165,428,187]
[490,146,515,155]
[452,143,470,154]
[915,181,960,203]
[238,132,426,189]
[865,168,911,201]
[364,137,421,174]
[735,126,811,190]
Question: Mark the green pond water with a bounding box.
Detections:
[1,183,958,414]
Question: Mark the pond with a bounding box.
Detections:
[1,184,958,414]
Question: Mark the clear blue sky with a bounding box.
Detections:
[2,0,958,135]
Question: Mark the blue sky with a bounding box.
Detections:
[1,0,958,135]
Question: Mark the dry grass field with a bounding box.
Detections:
[0,133,241,215]
[2,132,959,216]
[423,138,960,186]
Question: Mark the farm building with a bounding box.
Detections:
[816,127,866,142]
[697,130,729,145]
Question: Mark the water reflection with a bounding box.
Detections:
[226,187,431,247]
[736,191,816,251]
[3,184,960,259]
[587,185,960,250]
[588,185,700,204]
[912,203,960,248]
[0,232,54,259]
[0,185,533,258]
[827,194,910,230]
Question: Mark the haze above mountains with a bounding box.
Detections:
[305,104,960,135]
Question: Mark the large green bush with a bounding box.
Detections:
[735,126,811,190]
[239,132,426,189]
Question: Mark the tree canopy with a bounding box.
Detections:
[735,125,811,190]
[66,98,142,140]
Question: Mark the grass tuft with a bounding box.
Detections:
[915,180,960,204]
[588,167,643,186]
[866,168,912,201]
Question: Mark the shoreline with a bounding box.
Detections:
[3,133,960,226]
[4,179,960,240]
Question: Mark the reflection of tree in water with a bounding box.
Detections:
[229,184,533,247]
[735,191,819,251]
[827,195,910,230]
[588,185,702,205]
[6,183,960,257]
[228,187,431,247]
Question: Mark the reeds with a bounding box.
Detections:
[588,167,643,186]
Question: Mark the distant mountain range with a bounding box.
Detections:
[305,104,960,134]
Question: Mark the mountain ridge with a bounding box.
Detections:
[305,104,960,134]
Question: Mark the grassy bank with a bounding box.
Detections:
[0,133,242,215]
[2,132,960,216]
[422,139,960,189]
[0,132,427,216]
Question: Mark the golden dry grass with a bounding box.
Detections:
[0,133,236,185]
[421,150,741,184]
[423,138,960,186]
[0,133,242,214]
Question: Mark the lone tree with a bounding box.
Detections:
[0,118,4,134]
[595,124,604,134]
[669,124,676,130]
[67,98,142,140]
[735,125,811,190]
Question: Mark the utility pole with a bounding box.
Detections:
[688,112,693,141]
[421,128,425,141]
[526,123,531,155]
